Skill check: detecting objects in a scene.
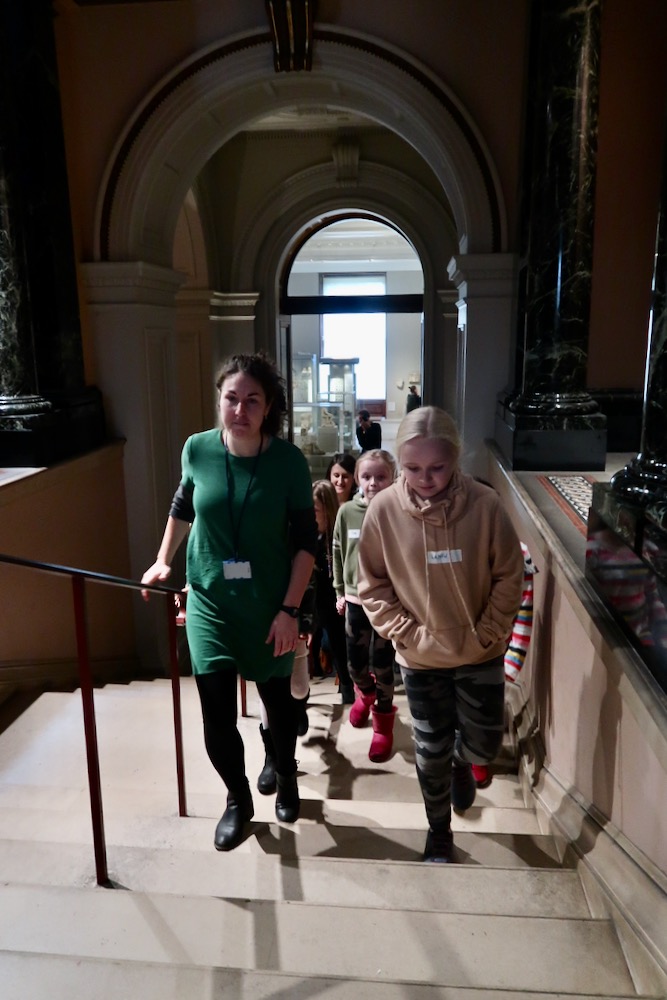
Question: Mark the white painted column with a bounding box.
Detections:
[175,289,261,443]
[436,288,460,423]
[446,254,517,474]
[81,262,186,671]
[210,292,260,368]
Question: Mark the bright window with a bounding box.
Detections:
[321,275,386,399]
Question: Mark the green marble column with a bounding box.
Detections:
[0,0,104,465]
[0,33,51,420]
[495,0,607,470]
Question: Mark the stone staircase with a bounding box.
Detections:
[0,676,658,998]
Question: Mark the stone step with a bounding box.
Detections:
[0,781,541,832]
[2,950,654,1000]
[0,883,637,996]
[0,838,585,915]
[0,809,564,868]
[1,952,652,1000]
[38,677,520,765]
[0,683,527,819]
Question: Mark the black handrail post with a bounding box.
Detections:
[166,598,187,817]
[71,574,110,887]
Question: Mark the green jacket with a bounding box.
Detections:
[332,494,368,599]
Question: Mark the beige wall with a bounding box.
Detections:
[487,451,667,877]
[0,445,137,679]
[588,2,667,388]
[54,0,667,403]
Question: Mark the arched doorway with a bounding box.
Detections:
[98,36,503,263]
[280,217,423,471]
[94,32,508,454]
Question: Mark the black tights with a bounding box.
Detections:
[195,671,297,794]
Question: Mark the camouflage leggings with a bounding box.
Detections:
[401,656,505,831]
[345,601,395,711]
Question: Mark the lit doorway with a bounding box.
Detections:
[282,217,424,476]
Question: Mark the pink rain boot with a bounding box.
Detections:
[369,705,397,762]
[349,685,376,728]
[472,764,492,789]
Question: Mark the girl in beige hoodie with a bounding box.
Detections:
[358,407,524,862]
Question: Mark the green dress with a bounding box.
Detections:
[181,431,313,681]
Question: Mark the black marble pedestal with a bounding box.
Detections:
[495,400,607,471]
[0,388,106,466]
[586,483,667,693]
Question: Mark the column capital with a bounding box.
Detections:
[80,262,186,306]
[447,253,518,297]
[436,288,458,314]
[210,292,260,321]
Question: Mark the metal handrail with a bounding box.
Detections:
[0,551,186,887]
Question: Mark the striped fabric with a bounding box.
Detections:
[504,543,535,682]
[586,532,667,648]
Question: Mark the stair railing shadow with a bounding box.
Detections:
[0,551,185,888]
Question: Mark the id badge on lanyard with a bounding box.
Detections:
[223,559,252,580]
[223,435,262,581]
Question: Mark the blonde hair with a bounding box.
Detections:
[312,479,339,538]
[354,448,397,485]
[395,406,461,464]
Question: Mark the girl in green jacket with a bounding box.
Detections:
[333,449,398,761]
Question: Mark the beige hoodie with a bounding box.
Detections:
[357,470,524,669]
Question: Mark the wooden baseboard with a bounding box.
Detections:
[0,657,141,687]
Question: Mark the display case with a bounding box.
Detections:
[293,401,345,475]
[292,352,317,403]
[319,357,358,453]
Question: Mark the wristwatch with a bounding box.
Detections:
[279,604,300,618]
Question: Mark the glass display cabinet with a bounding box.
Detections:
[292,352,317,404]
[293,400,344,467]
[319,357,358,453]
[290,355,359,477]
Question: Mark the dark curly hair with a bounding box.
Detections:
[215,353,287,437]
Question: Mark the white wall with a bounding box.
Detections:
[287,267,422,418]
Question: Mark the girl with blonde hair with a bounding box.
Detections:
[358,408,523,862]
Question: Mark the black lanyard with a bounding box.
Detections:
[224,434,263,560]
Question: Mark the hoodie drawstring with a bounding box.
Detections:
[441,503,478,637]
[422,518,431,622]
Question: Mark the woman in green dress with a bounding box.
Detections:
[141,353,317,851]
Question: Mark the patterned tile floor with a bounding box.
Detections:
[540,475,595,530]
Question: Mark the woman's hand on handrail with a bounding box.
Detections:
[141,560,172,601]
[142,516,191,600]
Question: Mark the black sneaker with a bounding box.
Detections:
[423,827,454,863]
[451,760,476,813]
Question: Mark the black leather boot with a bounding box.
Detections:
[275,770,300,823]
[339,682,355,705]
[294,692,309,737]
[257,724,277,795]
[214,780,254,851]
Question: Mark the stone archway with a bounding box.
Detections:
[97,32,505,265]
[230,160,459,409]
